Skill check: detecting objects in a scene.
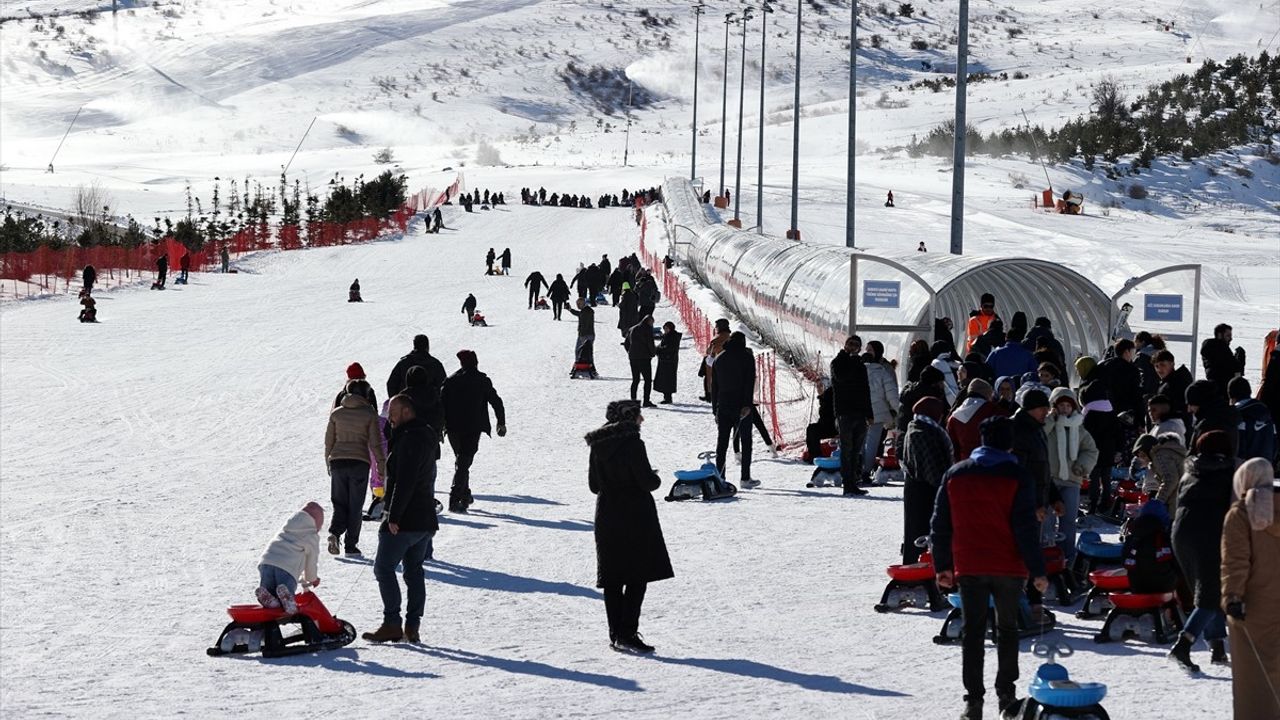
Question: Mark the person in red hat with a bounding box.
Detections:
[334,362,377,409]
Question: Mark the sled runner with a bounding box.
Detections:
[207,588,356,658]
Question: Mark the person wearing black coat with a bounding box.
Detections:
[1023,318,1066,369]
[1169,430,1235,671]
[440,350,506,513]
[1152,350,1193,422]
[485,248,496,273]
[1201,324,1243,399]
[404,365,445,433]
[1186,379,1240,458]
[548,274,571,320]
[616,285,639,338]
[570,265,591,300]
[894,366,948,445]
[712,332,757,487]
[524,271,548,309]
[1011,390,1053,511]
[82,264,96,293]
[586,400,673,653]
[155,254,168,288]
[635,274,659,320]
[654,323,681,404]
[933,317,958,359]
[608,268,626,306]
[599,254,611,280]
[626,316,657,407]
[806,384,837,462]
[587,263,607,304]
[900,397,952,563]
[1230,377,1277,463]
[365,396,439,643]
[1096,340,1144,418]
[1121,502,1177,594]
[830,335,873,494]
[385,335,447,401]
[461,293,477,320]
[1080,381,1120,515]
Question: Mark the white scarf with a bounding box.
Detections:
[1051,411,1085,482]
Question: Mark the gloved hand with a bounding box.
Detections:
[1225,598,1246,620]
[1234,347,1246,370]
[496,424,507,437]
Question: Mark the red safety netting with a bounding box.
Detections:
[1,175,460,297]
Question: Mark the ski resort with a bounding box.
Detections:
[1,1,1278,719]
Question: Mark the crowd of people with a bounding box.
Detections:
[519,186,663,211]
[800,290,1279,718]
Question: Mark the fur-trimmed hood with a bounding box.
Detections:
[585,420,641,449]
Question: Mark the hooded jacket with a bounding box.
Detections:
[325,394,388,478]
[987,340,1038,380]
[866,359,899,424]
[946,397,1005,461]
[586,420,674,588]
[1172,452,1235,609]
[260,511,320,583]
[1236,398,1277,463]
[1044,388,1100,488]
[1187,380,1241,456]
[441,367,506,437]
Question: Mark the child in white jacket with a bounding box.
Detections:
[257,502,323,614]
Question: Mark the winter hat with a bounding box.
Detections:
[1010,311,1028,335]
[1080,381,1109,405]
[1034,316,1052,329]
[913,397,948,423]
[605,399,643,424]
[967,378,993,401]
[622,282,632,291]
[1132,434,1158,458]
[1074,356,1098,383]
[1228,377,1252,402]
[920,366,945,386]
[1234,458,1276,531]
[1020,388,1051,412]
[1195,430,1232,457]
[979,416,1015,450]
[302,502,324,531]
[346,362,366,380]
[457,349,479,369]
[1185,380,1219,409]
[1049,386,1079,411]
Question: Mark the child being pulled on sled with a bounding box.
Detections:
[256,502,323,614]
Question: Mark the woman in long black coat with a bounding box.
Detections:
[586,400,673,654]
[654,323,681,404]
[616,285,639,338]
[1169,430,1235,672]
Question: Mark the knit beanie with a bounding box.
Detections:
[920,365,945,386]
[1020,388,1051,411]
[1132,434,1158,457]
[1074,356,1098,382]
[302,502,324,531]
[967,378,993,401]
[979,416,1015,450]
[913,397,948,423]
[346,362,366,380]
[605,399,643,424]
[1195,430,1232,457]
[1185,380,1219,409]
[457,349,479,369]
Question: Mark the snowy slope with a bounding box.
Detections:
[0,202,1234,719]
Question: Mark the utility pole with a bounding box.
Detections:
[846,0,857,248]
[732,7,754,227]
[757,1,773,234]
[624,79,633,167]
[787,0,802,240]
[719,12,736,201]
[949,0,968,255]
[691,3,707,182]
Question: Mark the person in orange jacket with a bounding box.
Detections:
[965,293,999,354]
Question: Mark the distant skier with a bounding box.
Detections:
[153,253,168,290]
[918,241,927,253]
[566,298,598,377]
[462,293,477,321]
[220,245,230,273]
[255,502,323,614]
[348,279,363,303]
[500,248,512,275]
[441,350,507,513]
[548,273,571,320]
[78,293,97,323]
[885,190,895,208]
[178,251,191,284]
[82,264,96,293]
[524,271,549,309]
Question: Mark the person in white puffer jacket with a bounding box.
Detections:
[1042,388,1099,561]
[863,341,900,476]
[256,502,323,614]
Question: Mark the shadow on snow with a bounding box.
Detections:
[427,559,602,600]
[410,645,641,692]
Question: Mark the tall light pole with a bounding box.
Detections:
[719,12,736,200]
[756,0,774,234]
[949,0,968,255]
[691,3,707,182]
[732,7,754,227]
[846,0,857,248]
[623,79,634,167]
[787,0,802,240]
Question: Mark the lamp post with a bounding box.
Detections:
[949,0,968,255]
[719,12,736,200]
[756,0,773,234]
[623,79,633,167]
[732,7,754,227]
[787,0,802,240]
[846,0,857,248]
[690,3,707,182]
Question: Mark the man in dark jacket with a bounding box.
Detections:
[598,254,612,280]
[461,293,477,321]
[806,381,836,463]
[931,416,1048,720]
[1201,323,1243,397]
[386,335,447,402]
[155,253,168,289]
[1080,381,1120,515]
[548,274,571,320]
[626,316,657,407]
[1022,317,1065,368]
[608,268,626,306]
[524,271,549,309]
[82,264,96,293]
[1011,389,1053,513]
[441,350,506,512]
[1096,339,1144,419]
[635,273,660,320]
[1229,377,1277,463]
[404,365,445,433]
[365,395,439,643]
[616,283,639,337]
[901,397,952,562]
[712,332,758,488]
[566,298,597,375]
[830,335,873,495]
[1186,379,1240,457]
[986,326,1038,380]
[1152,350,1193,422]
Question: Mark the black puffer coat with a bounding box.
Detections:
[441,368,506,437]
[1171,452,1234,609]
[384,418,440,533]
[654,329,681,395]
[586,421,674,588]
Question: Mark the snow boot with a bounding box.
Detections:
[997,692,1020,715]
[361,623,404,643]
[255,586,281,609]
[275,584,298,615]
[843,484,868,496]
[740,478,761,489]
[612,633,655,655]
[345,547,362,557]
[1210,638,1230,666]
[1168,634,1201,673]
[404,625,421,643]
[959,697,982,720]
[327,534,340,555]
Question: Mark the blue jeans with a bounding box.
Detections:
[1183,607,1227,642]
[1042,484,1081,562]
[373,527,433,627]
[258,563,297,594]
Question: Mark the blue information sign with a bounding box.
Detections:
[1144,294,1183,323]
[863,280,900,309]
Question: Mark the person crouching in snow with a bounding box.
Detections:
[256,502,323,614]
